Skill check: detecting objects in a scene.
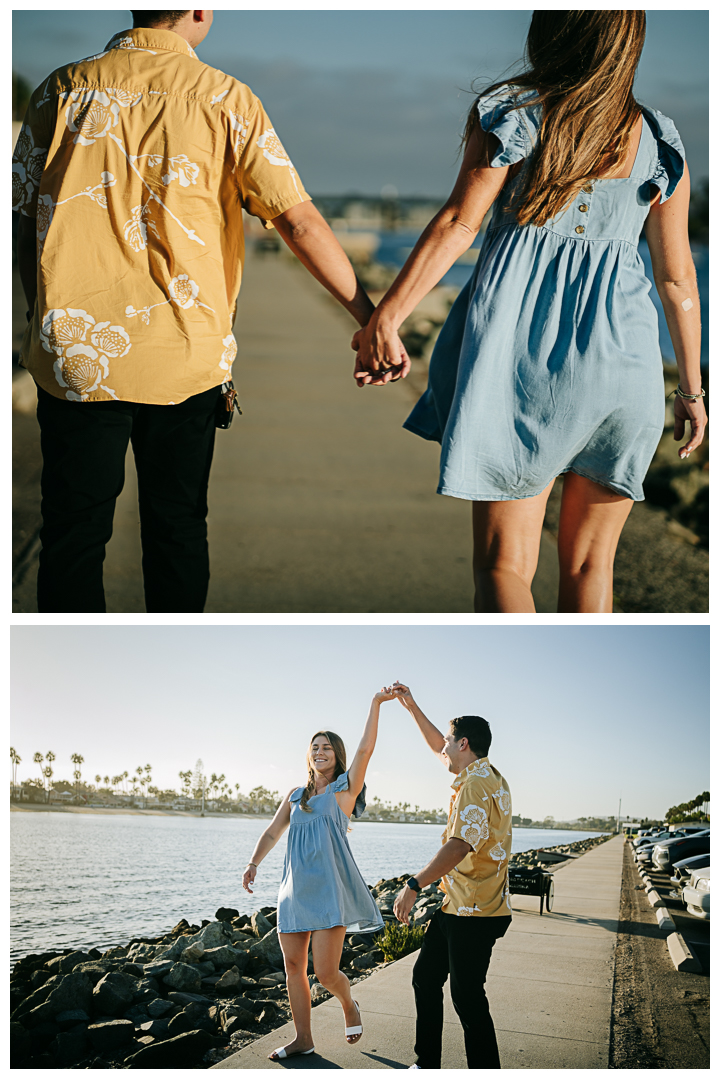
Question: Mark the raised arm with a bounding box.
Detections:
[242,788,293,893]
[391,682,446,759]
[336,686,395,816]
[644,165,707,459]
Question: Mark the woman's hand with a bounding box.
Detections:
[391,681,415,709]
[242,863,257,893]
[674,395,707,459]
[374,685,398,703]
[351,321,411,386]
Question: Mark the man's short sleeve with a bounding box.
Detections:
[13,83,55,218]
[448,779,491,853]
[235,98,310,229]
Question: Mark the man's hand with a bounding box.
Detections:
[391,681,415,710]
[351,324,411,386]
[394,884,418,925]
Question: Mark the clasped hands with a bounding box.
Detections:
[351,320,411,387]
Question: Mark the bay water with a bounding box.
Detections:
[10,811,606,964]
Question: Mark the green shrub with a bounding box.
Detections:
[374,921,425,963]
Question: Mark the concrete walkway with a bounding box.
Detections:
[212,835,624,1070]
[12,250,560,613]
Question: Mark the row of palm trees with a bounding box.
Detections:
[9,748,280,811]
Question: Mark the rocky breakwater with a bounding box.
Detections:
[510,832,611,870]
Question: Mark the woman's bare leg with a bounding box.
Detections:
[311,926,362,1043]
[472,481,555,612]
[276,931,313,1055]
[557,473,634,613]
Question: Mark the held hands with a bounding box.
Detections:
[242,863,257,893]
[674,395,707,460]
[351,322,412,387]
[374,685,399,703]
[390,681,415,710]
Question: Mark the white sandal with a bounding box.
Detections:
[268,1046,315,1060]
[345,999,363,1043]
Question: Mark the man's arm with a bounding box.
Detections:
[16,215,37,313]
[392,682,445,758]
[271,202,375,329]
[393,837,472,924]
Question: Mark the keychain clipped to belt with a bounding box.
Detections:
[215,380,243,429]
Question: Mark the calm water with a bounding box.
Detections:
[376,231,709,369]
[10,812,606,963]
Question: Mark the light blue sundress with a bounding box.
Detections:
[276,771,385,935]
[404,89,686,502]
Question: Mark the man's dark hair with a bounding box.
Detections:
[449,716,492,758]
[130,10,191,29]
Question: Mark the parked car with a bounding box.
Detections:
[682,869,710,920]
[633,829,668,848]
[652,832,710,872]
[633,827,696,851]
[670,853,710,887]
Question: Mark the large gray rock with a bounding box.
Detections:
[146,997,173,1020]
[10,1021,32,1065]
[214,966,242,991]
[138,1018,171,1040]
[163,963,202,994]
[180,944,204,964]
[251,911,273,938]
[203,945,248,970]
[72,962,110,985]
[92,971,138,1015]
[167,991,214,1007]
[221,1004,256,1029]
[223,1014,253,1036]
[215,907,239,921]
[53,1029,89,1065]
[87,1019,135,1052]
[167,1011,195,1037]
[248,927,284,970]
[10,978,55,1021]
[352,952,382,971]
[45,971,93,1016]
[143,959,174,978]
[126,943,156,963]
[124,1028,216,1068]
[46,951,93,976]
[153,935,192,963]
[56,1008,90,1031]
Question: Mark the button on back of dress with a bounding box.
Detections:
[575,225,585,234]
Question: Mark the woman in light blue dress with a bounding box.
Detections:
[353,10,706,613]
[242,688,391,1060]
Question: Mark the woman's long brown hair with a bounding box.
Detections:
[463,10,647,226]
[299,730,347,813]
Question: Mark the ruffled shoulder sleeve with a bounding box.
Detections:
[641,106,686,203]
[331,771,367,819]
[289,787,304,803]
[476,88,536,167]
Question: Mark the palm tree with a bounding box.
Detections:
[34,751,45,792]
[103,775,110,787]
[70,754,84,799]
[10,748,21,799]
[95,774,101,786]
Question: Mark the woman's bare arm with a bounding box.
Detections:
[352,127,511,378]
[242,789,293,892]
[644,166,707,458]
[337,688,394,815]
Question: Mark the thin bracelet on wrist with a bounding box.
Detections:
[674,385,705,401]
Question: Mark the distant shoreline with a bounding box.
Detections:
[9,804,609,831]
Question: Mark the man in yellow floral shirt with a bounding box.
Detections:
[391,682,512,1070]
[12,9,392,612]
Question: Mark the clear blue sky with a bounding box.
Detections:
[11,626,709,822]
[12,8,708,196]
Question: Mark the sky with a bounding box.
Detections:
[11,625,709,823]
[12,8,709,197]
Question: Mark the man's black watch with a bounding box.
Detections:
[407,876,421,893]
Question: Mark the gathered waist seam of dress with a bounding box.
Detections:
[486,220,641,249]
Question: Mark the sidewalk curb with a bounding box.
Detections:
[647,888,663,908]
[667,931,702,973]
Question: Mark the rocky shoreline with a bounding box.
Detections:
[10,835,610,1070]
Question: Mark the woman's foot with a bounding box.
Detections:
[268,1037,315,1060]
[344,999,363,1044]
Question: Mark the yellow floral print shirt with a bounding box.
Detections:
[440,757,513,918]
[12,27,310,404]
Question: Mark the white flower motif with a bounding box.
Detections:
[210,88,230,105]
[467,759,492,778]
[101,172,116,187]
[36,194,55,240]
[492,786,511,815]
[257,128,293,168]
[91,323,131,358]
[219,333,237,372]
[11,164,26,208]
[54,344,108,401]
[168,275,200,309]
[25,147,48,187]
[41,308,95,356]
[65,90,120,146]
[458,803,489,849]
[456,905,480,916]
[488,842,507,862]
[161,155,200,188]
[123,204,159,252]
[105,87,143,108]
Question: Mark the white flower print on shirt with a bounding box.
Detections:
[456,905,481,916]
[488,842,507,863]
[229,113,249,155]
[161,155,200,188]
[257,128,301,195]
[492,786,511,815]
[125,275,215,325]
[219,333,237,372]
[42,307,126,400]
[466,759,492,779]
[65,90,121,146]
[457,803,489,849]
[12,124,49,213]
[123,203,160,253]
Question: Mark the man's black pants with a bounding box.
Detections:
[412,908,512,1069]
[36,384,221,613]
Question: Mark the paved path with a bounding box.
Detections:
[213,835,623,1070]
[12,252,560,613]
